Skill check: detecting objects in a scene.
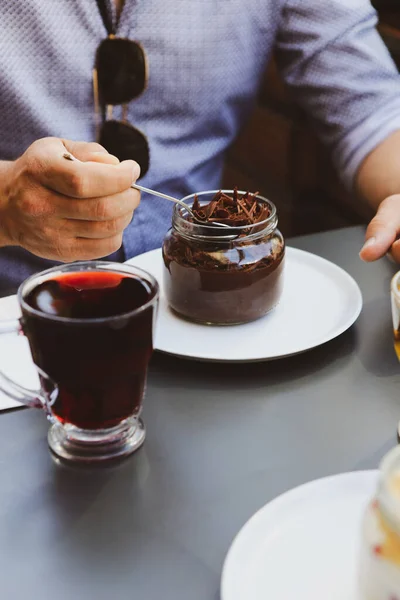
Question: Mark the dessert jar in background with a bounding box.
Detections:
[162,190,285,325]
[359,446,400,599]
[391,270,400,360]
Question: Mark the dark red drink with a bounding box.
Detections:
[22,270,158,430]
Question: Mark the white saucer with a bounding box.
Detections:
[221,470,378,600]
[126,247,362,362]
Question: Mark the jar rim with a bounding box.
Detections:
[173,189,277,239]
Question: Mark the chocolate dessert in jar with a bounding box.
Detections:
[162,189,285,325]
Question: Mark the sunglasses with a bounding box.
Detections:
[93,36,150,178]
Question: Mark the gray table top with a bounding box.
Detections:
[0,225,398,600]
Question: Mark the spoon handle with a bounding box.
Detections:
[132,184,232,229]
[132,184,229,229]
[132,184,231,228]
[131,183,192,213]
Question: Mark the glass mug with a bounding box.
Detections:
[0,261,159,463]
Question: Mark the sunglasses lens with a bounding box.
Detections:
[96,38,146,105]
[99,120,150,177]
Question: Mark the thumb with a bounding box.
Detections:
[359,195,400,262]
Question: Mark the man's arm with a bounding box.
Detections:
[275,0,400,260]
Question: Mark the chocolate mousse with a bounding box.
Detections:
[162,189,285,325]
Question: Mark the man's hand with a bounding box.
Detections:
[0,137,140,261]
[357,130,400,262]
[359,194,400,262]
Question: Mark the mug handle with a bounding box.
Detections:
[0,318,45,409]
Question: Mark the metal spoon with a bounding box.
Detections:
[130,182,231,228]
[62,152,230,228]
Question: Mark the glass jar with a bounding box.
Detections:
[360,446,400,599]
[162,190,285,325]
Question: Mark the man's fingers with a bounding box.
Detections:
[62,140,110,161]
[60,212,133,239]
[360,195,400,262]
[51,156,139,198]
[48,235,124,262]
[18,185,140,222]
[85,152,120,165]
[56,188,140,221]
[69,234,124,261]
[28,138,140,198]
[22,230,124,263]
[64,141,120,165]
[359,225,396,261]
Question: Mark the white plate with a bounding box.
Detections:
[221,470,378,600]
[126,247,362,362]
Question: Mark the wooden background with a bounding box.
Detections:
[222,3,400,238]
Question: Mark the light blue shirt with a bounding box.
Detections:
[1,0,400,292]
